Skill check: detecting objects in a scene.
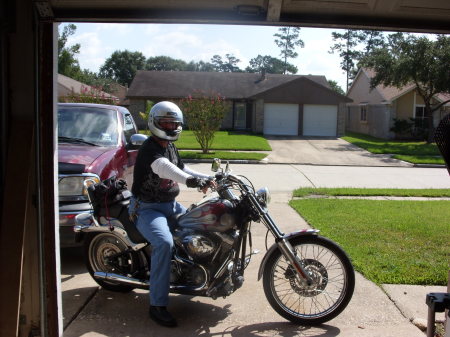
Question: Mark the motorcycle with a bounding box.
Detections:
[74,159,355,325]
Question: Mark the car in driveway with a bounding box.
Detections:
[58,103,146,247]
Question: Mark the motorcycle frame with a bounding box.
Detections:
[226,174,317,285]
[75,171,319,293]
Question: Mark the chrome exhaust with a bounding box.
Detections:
[93,269,209,293]
[93,272,149,289]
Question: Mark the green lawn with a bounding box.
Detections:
[139,130,270,160]
[293,187,450,198]
[179,150,267,161]
[140,130,272,151]
[342,132,444,165]
[289,198,450,285]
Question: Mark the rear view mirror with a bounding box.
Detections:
[130,134,148,146]
[211,158,221,172]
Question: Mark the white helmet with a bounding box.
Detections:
[148,101,183,141]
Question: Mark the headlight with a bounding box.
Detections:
[59,175,100,197]
[256,187,271,208]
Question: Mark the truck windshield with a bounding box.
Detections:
[58,106,119,147]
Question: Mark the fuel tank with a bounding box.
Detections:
[177,197,236,232]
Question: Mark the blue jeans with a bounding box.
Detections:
[129,196,186,306]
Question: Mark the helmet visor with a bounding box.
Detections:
[154,117,182,136]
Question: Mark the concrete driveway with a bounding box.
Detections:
[60,165,450,336]
[265,136,413,167]
[61,191,423,337]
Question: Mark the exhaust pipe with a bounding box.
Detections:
[93,271,208,293]
[94,272,149,289]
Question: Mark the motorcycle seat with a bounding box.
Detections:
[116,200,148,244]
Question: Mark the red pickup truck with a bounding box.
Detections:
[58,103,146,247]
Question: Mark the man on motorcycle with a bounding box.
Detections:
[129,101,214,327]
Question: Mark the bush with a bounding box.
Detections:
[59,85,118,105]
[181,91,226,154]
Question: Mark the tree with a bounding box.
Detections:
[357,30,387,57]
[145,56,188,71]
[210,54,242,72]
[364,35,450,143]
[329,30,362,92]
[138,100,154,132]
[181,91,226,154]
[274,27,304,74]
[327,80,345,95]
[99,50,146,86]
[245,55,297,74]
[58,24,82,77]
[185,60,215,72]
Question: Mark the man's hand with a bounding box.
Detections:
[186,177,216,194]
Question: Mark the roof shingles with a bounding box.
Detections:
[127,71,331,99]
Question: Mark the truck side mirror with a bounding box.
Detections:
[130,134,148,146]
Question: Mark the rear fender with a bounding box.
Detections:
[74,213,133,245]
[257,229,319,281]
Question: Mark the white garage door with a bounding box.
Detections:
[264,103,299,135]
[303,104,338,137]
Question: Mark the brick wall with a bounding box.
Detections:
[128,99,147,130]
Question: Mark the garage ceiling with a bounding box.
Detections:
[38,0,450,33]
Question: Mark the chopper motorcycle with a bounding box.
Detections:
[74,159,355,325]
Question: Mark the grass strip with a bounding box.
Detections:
[393,155,445,165]
[289,199,450,285]
[342,132,441,156]
[293,187,450,198]
[140,130,272,151]
[179,151,267,161]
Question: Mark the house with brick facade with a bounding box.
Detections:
[127,70,351,137]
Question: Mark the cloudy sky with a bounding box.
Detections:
[62,23,429,91]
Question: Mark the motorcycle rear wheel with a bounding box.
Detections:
[262,235,355,325]
[84,232,137,293]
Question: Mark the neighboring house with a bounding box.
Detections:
[347,68,450,139]
[57,74,120,104]
[127,70,351,137]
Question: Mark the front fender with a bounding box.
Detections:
[257,229,319,281]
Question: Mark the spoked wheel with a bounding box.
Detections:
[84,232,138,292]
[262,235,355,325]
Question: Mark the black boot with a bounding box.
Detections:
[149,306,177,327]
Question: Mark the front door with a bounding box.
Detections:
[234,102,247,129]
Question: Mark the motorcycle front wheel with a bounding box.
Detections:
[262,235,355,325]
[84,232,138,293]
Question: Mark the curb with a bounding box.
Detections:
[184,159,447,168]
[413,163,447,168]
[183,158,269,165]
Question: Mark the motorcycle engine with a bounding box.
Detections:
[182,234,216,259]
[174,230,235,262]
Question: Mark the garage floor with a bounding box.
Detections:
[265,136,413,166]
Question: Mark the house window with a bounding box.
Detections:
[360,105,367,122]
[415,105,428,128]
[234,102,247,129]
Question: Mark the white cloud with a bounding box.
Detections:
[68,31,109,72]
[97,23,133,35]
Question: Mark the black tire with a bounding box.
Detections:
[84,232,137,293]
[262,235,355,325]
